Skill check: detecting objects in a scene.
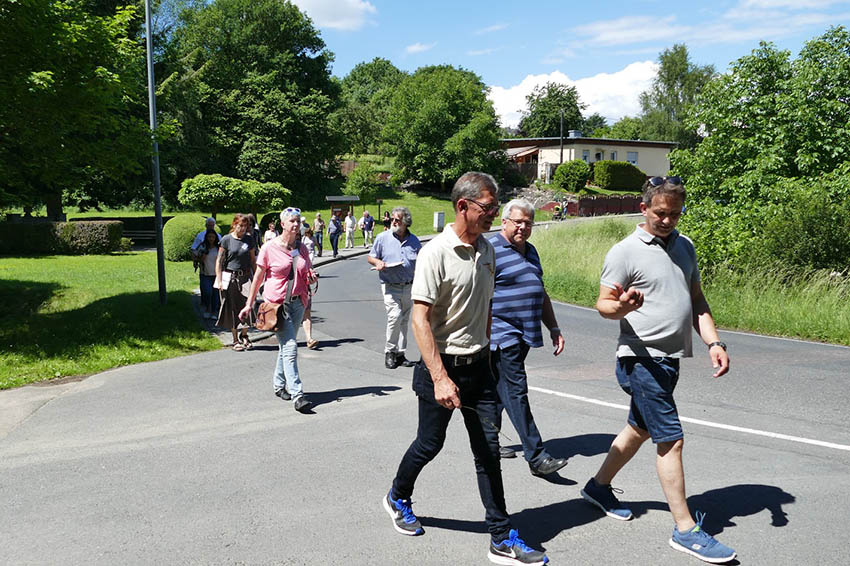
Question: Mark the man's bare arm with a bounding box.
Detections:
[595,283,644,320]
[542,291,565,355]
[411,301,461,409]
[692,281,729,378]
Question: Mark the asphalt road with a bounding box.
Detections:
[2,249,849,565]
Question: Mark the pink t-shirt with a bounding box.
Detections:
[256,241,312,306]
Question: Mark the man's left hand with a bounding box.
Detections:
[551,329,565,356]
[709,345,730,378]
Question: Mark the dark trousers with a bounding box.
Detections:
[391,356,512,541]
[329,232,340,256]
[199,274,220,314]
[492,343,548,467]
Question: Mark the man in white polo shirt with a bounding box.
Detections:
[580,176,736,564]
[381,172,548,566]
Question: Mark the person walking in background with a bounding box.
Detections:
[245,213,260,255]
[303,227,316,261]
[581,176,736,564]
[192,217,219,251]
[382,210,391,231]
[313,213,325,257]
[488,199,568,477]
[240,207,316,413]
[198,229,221,320]
[382,172,548,566]
[327,211,342,258]
[344,210,357,249]
[367,206,421,369]
[263,221,278,245]
[362,210,375,247]
[215,214,257,351]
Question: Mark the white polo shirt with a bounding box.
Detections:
[411,223,495,355]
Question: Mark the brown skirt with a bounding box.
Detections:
[217,270,255,330]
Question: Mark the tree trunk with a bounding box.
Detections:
[45,191,64,221]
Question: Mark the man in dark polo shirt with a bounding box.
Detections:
[581,176,735,564]
[489,198,567,477]
[382,173,548,566]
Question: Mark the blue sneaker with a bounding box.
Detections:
[669,512,736,563]
[581,477,633,520]
[488,529,548,565]
[382,490,424,536]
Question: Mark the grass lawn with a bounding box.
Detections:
[0,253,220,389]
[532,219,850,346]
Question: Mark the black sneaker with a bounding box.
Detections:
[488,529,548,565]
[275,389,291,401]
[396,353,416,368]
[530,457,568,477]
[382,490,424,536]
[385,351,399,369]
[293,395,313,413]
[500,446,517,459]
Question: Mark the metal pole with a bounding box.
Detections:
[559,108,564,164]
[145,0,167,305]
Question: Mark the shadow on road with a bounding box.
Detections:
[541,432,617,460]
[686,483,796,534]
[309,385,401,407]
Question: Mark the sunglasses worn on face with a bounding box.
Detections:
[466,198,500,215]
[648,176,683,187]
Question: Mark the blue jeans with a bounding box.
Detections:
[616,357,683,443]
[492,342,549,467]
[391,356,512,541]
[329,232,340,256]
[314,231,323,255]
[199,274,220,314]
[274,299,306,399]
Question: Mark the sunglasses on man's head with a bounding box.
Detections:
[284,207,301,215]
[648,176,683,187]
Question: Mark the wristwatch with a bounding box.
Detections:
[708,341,727,351]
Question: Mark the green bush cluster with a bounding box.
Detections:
[163,215,220,262]
[552,160,591,193]
[593,160,647,191]
[178,174,290,218]
[343,162,380,200]
[0,221,122,255]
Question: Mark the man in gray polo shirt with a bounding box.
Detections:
[382,172,548,566]
[367,206,421,369]
[580,176,736,564]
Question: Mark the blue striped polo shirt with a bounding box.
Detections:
[488,232,545,350]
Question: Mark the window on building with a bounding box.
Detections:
[626,151,638,164]
[611,150,617,161]
[582,149,590,162]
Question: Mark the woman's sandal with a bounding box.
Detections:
[307,339,319,349]
[240,335,254,350]
[232,342,245,352]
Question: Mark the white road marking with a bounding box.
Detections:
[529,386,850,452]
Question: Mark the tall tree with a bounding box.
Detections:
[382,65,503,187]
[335,57,406,155]
[639,44,715,148]
[0,0,149,217]
[159,0,342,201]
[518,82,585,138]
[581,113,607,137]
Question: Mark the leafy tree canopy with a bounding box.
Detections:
[639,44,716,148]
[382,65,503,187]
[160,0,342,202]
[0,0,150,216]
[518,82,585,138]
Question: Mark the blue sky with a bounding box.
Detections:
[292,0,850,127]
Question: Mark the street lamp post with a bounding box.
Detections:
[144,0,167,305]
[559,108,564,164]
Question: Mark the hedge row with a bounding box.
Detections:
[593,160,647,191]
[0,221,123,255]
[163,215,221,262]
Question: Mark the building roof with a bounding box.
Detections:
[505,145,539,158]
[500,137,677,150]
[325,195,361,202]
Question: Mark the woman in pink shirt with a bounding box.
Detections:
[240,207,317,413]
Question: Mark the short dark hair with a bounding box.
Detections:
[642,178,685,206]
[451,172,498,211]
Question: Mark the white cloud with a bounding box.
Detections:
[488,61,658,129]
[742,0,846,7]
[573,15,676,47]
[475,23,508,35]
[291,0,377,31]
[541,47,576,64]
[406,42,437,54]
[467,48,498,56]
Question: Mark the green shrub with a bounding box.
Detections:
[178,174,290,218]
[118,237,133,252]
[343,162,380,200]
[553,160,591,193]
[594,160,646,191]
[163,215,219,262]
[0,221,122,255]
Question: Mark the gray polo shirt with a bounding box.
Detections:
[411,223,495,356]
[600,225,700,358]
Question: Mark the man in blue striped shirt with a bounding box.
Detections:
[489,199,568,477]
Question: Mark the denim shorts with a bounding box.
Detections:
[616,356,683,444]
